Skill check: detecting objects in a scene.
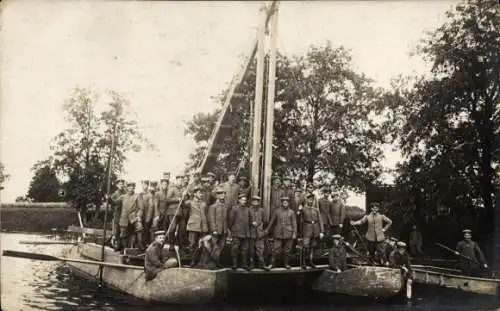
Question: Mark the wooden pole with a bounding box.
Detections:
[263,3,278,221]
[251,3,267,196]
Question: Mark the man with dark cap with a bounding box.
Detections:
[389,241,412,277]
[329,234,347,272]
[228,193,250,270]
[382,237,399,266]
[301,193,325,268]
[153,173,170,237]
[185,186,209,256]
[110,178,126,251]
[118,182,145,250]
[270,175,283,218]
[456,229,488,276]
[224,171,240,213]
[266,196,297,269]
[248,196,269,270]
[142,180,158,245]
[330,192,346,235]
[165,175,183,244]
[208,186,228,257]
[318,186,333,239]
[145,230,168,281]
[350,202,392,263]
[206,171,217,188]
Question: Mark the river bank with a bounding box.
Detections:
[0,203,78,232]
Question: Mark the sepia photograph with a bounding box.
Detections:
[0,1,499,310]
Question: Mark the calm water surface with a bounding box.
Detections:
[1,233,498,311]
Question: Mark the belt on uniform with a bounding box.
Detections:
[304,221,318,224]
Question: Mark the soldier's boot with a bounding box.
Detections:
[120,238,128,254]
[301,248,308,269]
[242,253,250,271]
[231,256,238,270]
[309,248,317,268]
[284,255,291,270]
[267,256,276,270]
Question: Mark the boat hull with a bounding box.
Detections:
[312,266,403,299]
[412,267,500,296]
[65,243,227,304]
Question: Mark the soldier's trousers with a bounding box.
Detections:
[303,236,320,248]
[248,238,265,265]
[112,207,121,237]
[177,217,188,248]
[273,239,293,257]
[188,231,202,250]
[231,237,249,266]
[366,240,384,263]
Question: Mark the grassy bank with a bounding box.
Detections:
[0,203,78,233]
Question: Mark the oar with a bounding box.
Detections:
[343,241,374,264]
[19,241,79,245]
[2,250,143,270]
[436,242,480,264]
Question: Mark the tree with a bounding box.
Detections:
[0,161,10,190]
[385,0,499,237]
[47,87,152,223]
[27,160,62,202]
[185,43,387,193]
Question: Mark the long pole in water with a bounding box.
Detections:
[250,2,267,197]
[98,119,118,288]
[263,2,278,221]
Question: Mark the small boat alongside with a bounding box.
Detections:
[312,265,403,300]
[411,265,500,297]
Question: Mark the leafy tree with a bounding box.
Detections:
[385,0,499,239]
[185,43,386,193]
[46,87,152,223]
[0,161,10,190]
[27,160,62,202]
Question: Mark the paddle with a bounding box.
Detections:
[2,250,144,270]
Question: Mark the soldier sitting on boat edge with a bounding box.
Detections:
[144,230,178,281]
[328,234,347,272]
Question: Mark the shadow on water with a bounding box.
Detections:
[1,232,499,311]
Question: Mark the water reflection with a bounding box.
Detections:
[1,233,498,311]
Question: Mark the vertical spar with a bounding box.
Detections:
[250,2,267,197]
[263,3,278,221]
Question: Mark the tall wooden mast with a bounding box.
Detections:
[263,3,278,220]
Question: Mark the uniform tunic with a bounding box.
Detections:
[224,182,240,211]
[318,198,333,232]
[229,204,250,264]
[330,199,346,228]
[186,199,208,233]
[267,207,297,257]
[301,205,324,247]
[389,249,412,273]
[155,189,169,228]
[141,191,157,225]
[111,188,126,236]
[248,206,266,264]
[166,185,182,217]
[352,213,392,242]
[208,201,228,235]
[329,243,347,271]
[144,241,165,281]
[119,193,144,228]
[456,239,486,275]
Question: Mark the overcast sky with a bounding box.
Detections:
[0,0,457,204]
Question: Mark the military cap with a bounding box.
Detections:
[126,182,136,187]
[215,187,225,194]
[154,230,166,236]
[396,241,407,247]
[141,180,150,185]
[332,234,342,239]
[281,196,290,201]
[251,195,261,201]
[193,185,202,192]
[150,181,158,187]
[463,229,472,234]
[389,237,399,242]
[207,172,216,178]
[238,176,248,181]
[116,178,125,184]
[201,176,211,182]
[238,193,248,199]
[306,192,315,199]
[161,172,170,181]
[175,175,184,179]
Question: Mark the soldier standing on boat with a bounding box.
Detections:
[330,192,346,235]
[142,180,158,245]
[228,193,250,270]
[266,196,297,270]
[328,234,347,272]
[224,171,240,212]
[350,202,392,264]
[456,229,488,276]
[248,196,269,270]
[177,174,190,249]
[186,186,209,256]
[165,175,182,244]
[208,186,228,263]
[301,193,325,268]
[154,173,170,237]
[318,187,333,243]
[270,175,283,218]
[409,224,424,257]
[110,178,126,251]
[118,182,145,250]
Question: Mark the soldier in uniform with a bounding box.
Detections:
[270,175,283,218]
[350,202,392,263]
[208,187,228,260]
[224,171,240,212]
[154,173,170,238]
[389,241,412,277]
[176,174,189,249]
[206,171,217,189]
[142,180,158,246]
[145,230,168,281]
[118,182,145,250]
[110,179,126,251]
[228,193,250,270]
[266,196,297,270]
[382,237,399,266]
[248,196,269,270]
[185,186,209,255]
[329,234,347,272]
[330,192,346,235]
[194,234,221,270]
[301,193,325,268]
[409,224,424,257]
[165,175,182,244]
[318,187,333,240]
[456,229,488,276]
